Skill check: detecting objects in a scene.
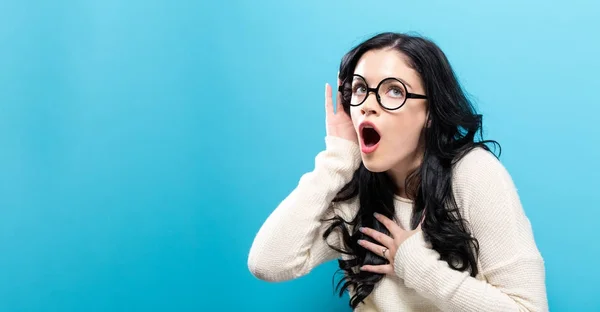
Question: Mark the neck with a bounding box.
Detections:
[387,149,424,199]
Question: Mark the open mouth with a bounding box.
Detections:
[361,126,381,147]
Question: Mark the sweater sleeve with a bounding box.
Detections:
[393,148,548,312]
[247,136,361,282]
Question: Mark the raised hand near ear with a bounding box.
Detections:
[325,76,358,144]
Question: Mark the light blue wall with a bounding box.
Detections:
[0,1,598,311]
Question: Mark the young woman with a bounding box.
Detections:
[247,32,548,311]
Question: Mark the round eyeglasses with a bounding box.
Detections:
[338,74,427,110]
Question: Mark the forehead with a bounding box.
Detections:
[353,49,420,88]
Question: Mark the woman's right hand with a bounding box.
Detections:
[325,78,358,143]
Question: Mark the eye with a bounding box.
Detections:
[352,84,367,95]
[386,87,404,98]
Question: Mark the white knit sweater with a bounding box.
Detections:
[248,136,548,311]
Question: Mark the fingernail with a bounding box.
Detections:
[373,212,380,218]
[359,227,365,232]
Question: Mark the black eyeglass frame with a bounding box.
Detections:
[338,74,428,111]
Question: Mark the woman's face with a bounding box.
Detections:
[349,48,429,186]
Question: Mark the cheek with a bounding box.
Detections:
[385,113,427,145]
[350,107,361,128]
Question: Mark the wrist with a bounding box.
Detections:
[323,136,361,170]
[393,231,434,279]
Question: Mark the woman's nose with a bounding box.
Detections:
[361,94,380,116]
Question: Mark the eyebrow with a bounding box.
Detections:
[396,77,412,89]
[355,75,414,90]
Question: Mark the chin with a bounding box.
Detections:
[361,157,392,173]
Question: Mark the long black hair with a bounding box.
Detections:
[322,32,500,309]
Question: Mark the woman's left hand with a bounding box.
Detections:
[358,212,422,275]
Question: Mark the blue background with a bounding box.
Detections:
[1,0,598,311]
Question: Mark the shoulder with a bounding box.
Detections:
[452,146,513,189]
[451,146,519,218]
[449,148,543,265]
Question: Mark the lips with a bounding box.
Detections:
[358,121,381,154]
